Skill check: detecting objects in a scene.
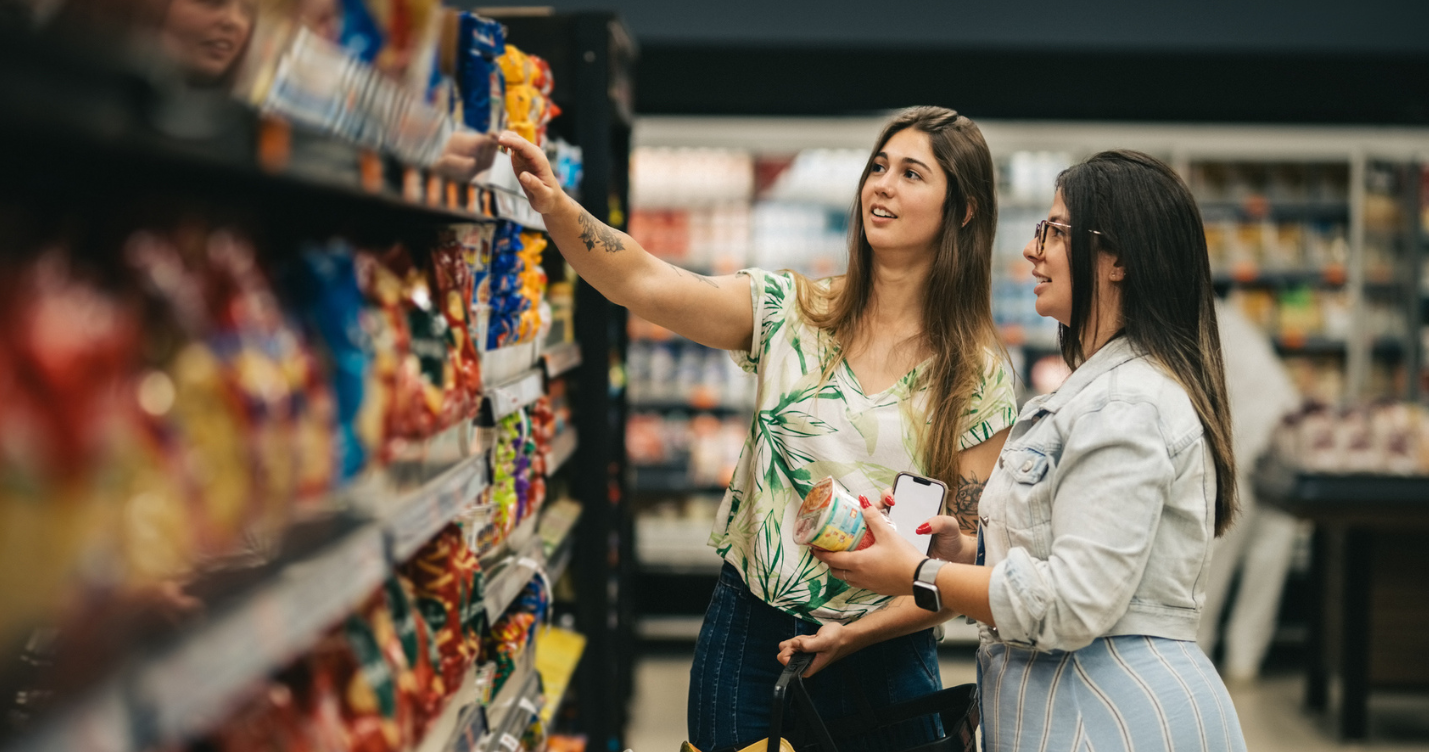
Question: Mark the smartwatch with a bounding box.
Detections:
[913,558,946,612]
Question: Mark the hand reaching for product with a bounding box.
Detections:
[498,130,563,214]
[431,130,500,183]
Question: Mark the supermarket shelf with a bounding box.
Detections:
[0,34,543,233]
[629,468,729,497]
[479,650,543,752]
[483,343,542,387]
[1196,198,1350,222]
[637,560,725,576]
[1271,337,1405,357]
[136,522,388,745]
[541,341,583,379]
[1213,270,1347,287]
[484,368,546,423]
[387,455,491,562]
[483,515,545,622]
[628,400,751,416]
[548,428,578,475]
[538,499,583,585]
[636,615,704,641]
[535,627,587,724]
[414,665,486,752]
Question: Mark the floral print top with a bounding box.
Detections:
[711,269,1018,624]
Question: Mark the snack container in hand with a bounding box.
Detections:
[793,476,871,552]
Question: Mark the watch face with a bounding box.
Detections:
[913,582,941,612]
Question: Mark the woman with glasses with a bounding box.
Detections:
[499,108,1017,752]
[789,150,1249,751]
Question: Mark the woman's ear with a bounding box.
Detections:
[961,201,975,228]
[1109,256,1127,282]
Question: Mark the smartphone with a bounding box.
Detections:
[889,472,949,556]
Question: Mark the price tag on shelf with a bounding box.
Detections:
[359,149,383,193]
[486,369,544,423]
[403,168,423,203]
[541,342,582,379]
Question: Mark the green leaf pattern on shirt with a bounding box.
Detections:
[712,269,1018,625]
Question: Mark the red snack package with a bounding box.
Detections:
[431,232,483,415]
[205,682,315,752]
[401,526,470,691]
[385,576,446,730]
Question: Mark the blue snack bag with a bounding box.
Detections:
[285,242,372,479]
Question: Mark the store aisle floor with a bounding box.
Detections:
[625,651,1429,752]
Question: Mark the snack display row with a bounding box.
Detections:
[1271,402,1429,476]
[241,1,560,166]
[184,523,553,752]
[0,205,560,743]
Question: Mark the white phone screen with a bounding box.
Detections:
[889,473,948,556]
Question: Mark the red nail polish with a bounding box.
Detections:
[886,496,896,507]
[859,495,871,509]
[916,523,931,535]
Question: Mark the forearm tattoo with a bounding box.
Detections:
[576,208,626,253]
[667,261,720,288]
[953,472,986,534]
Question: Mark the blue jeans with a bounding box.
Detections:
[688,563,943,752]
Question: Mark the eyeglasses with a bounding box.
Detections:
[1032,220,1102,255]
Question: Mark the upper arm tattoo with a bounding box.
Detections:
[576,208,626,253]
[953,472,986,534]
[667,261,720,288]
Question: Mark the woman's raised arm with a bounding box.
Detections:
[498,132,755,353]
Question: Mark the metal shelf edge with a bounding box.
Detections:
[540,342,582,379]
[137,523,389,745]
[482,519,545,621]
[548,429,578,475]
[388,457,491,563]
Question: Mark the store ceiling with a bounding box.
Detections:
[478,0,1429,53]
[474,1,1429,124]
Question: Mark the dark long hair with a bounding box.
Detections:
[1056,150,1238,536]
[794,106,1001,487]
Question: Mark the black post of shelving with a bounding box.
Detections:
[478,11,637,751]
[1406,162,1423,402]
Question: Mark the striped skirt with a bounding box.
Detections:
[977,635,1247,752]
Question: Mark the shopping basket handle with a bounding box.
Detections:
[769,653,837,752]
[779,652,816,685]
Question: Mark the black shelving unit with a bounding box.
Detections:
[480,11,638,751]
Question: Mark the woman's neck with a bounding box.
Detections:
[865,245,933,333]
[1079,304,1125,358]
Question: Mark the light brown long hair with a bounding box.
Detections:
[1056,150,1238,535]
[793,106,1002,486]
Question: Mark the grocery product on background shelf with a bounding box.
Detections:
[1271,401,1429,476]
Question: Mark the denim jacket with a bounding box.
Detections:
[979,336,1216,652]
